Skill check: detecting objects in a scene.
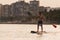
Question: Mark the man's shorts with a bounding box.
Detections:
[38,21,43,26]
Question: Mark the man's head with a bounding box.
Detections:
[39,12,42,15]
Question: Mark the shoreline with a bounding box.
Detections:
[0,23,60,25]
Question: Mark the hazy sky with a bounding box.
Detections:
[0,0,60,8]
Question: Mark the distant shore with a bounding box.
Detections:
[0,23,60,25]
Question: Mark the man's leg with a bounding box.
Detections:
[41,24,43,32]
[37,23,39,32]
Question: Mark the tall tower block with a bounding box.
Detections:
[30,0,39,15]
[30,0,39,7]
[18,0,25,1]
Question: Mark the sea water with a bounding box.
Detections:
[0,24,60,40]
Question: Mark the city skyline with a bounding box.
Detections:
[0,0,60,8]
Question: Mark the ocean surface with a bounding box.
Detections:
[0,24,60,40]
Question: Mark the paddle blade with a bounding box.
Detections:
[52,24,57,28]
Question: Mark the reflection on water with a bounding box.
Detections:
[0,24,60,40]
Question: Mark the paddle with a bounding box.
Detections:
[52,24,57,28]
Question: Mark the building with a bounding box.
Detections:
[0,4,2,17]
[3,4,10,17]
[30,0,39,16]
[45,7,51,12]
[11,1,30,17]
[39,6,46,12]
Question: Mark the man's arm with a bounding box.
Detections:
[42,15,46,21]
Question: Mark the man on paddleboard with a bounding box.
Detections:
[37,12,46,33]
